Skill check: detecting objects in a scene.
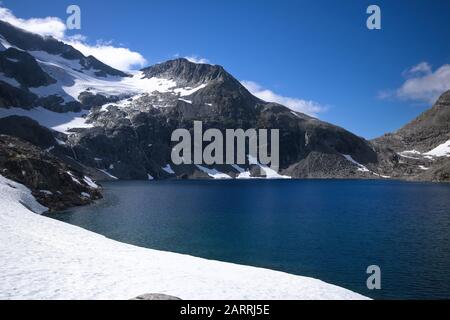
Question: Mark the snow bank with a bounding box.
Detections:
[424,139,450,157]
[0,107,93,134]
[342,154,390,178]
[178,98,192,104]
[174,83,207,96]
[342,154,370,172]
[83,176,99,189]
[248,155,291,179]
[0,72,21,87]
[162,164,175,175]
[0,175,368,300]
[399,140,450,160]
[195,165,232,179]
[98,169,118,180]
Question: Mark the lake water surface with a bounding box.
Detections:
[47,179,450,299]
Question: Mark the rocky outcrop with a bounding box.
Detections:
[0,47,56,88]
[374,90,450,152]
[0,134,102,211]
[78,91,120,109]
[371,91,450,182]
[64,58,381,180]
[0,81,37,109]
[0,116,56,148]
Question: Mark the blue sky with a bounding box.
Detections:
[1,0,449,138]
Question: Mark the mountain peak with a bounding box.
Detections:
[141,58,229,86]
[436,90,450,105]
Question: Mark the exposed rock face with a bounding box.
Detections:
[78,92,120,109]
[0,134,102,211]
[416,160,450,182]
[142,58,233,86]
[374,90,450,152]
[64,58,380,180]
[372,90,450,182]
[0,47,56,87]
[0,81,37,109]
[0,116,56,148]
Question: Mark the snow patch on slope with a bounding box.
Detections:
[28,51,179,103]
[0,72,21,87]
[83,176,99,189]
[424,140,450,157]
[195,165,232,179]
[174,83,207,96]
[399,140,450,160]
[178,98,192,104]
[25,50,201,107]
[342,154,390,178]
[0,107,93,134]
[162,164,175,175]
[0,174,47,214]
[248,155,291,179]
[342,154,370,172]
[98,169,118,180]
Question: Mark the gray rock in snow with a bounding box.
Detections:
[131,293,182,300]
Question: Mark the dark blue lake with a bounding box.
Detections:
[47,179,450,299]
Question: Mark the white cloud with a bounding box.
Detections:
[0,6,147,71]
[67,40,147,71]
[405,62,432,76]
[382,62,450,104]
[241,81,326,117]
[185,55,210,64]
[0,7,66,38]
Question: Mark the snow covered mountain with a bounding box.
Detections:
[0,19,448,182]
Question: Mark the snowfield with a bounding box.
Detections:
[399,140,450,160]
[0,50,211,135]
[196,165,232,179]
[0,107,93,134]
[0,174,368,300]
[424,139,450,157]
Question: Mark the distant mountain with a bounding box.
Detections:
[374,91,450,152]
[373,90,450,182]
[0,20,448,182]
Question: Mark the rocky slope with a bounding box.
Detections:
[0,20,448,182]
[0,132,102,212]
[374,91,450,152]
[372,90,450,182]
[67,57,384,180]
